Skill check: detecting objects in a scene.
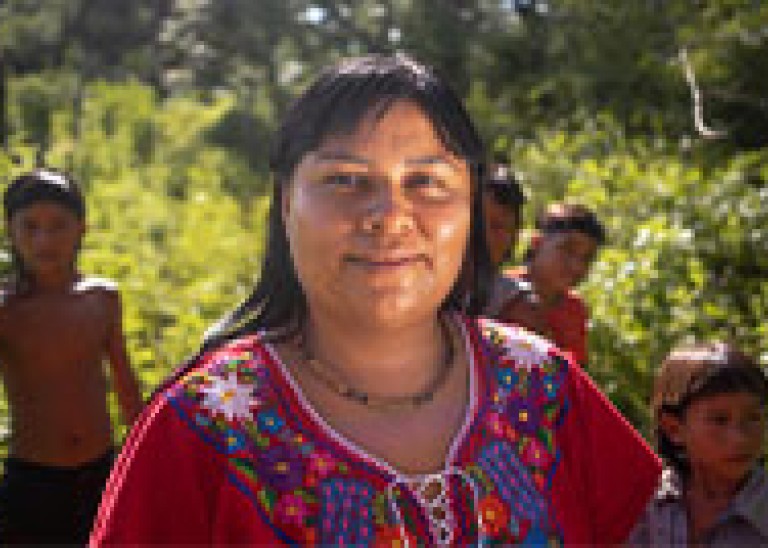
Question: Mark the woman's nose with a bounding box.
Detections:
[361,184,416,235]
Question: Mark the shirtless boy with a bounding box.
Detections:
[0,169,143,544]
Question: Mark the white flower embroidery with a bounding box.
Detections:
[505,329,551,370]
[199,372,258,421]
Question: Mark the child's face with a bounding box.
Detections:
[482,192,519,267]
[530,231,598,294]
[7,201,84,276]
[666,392,765,483]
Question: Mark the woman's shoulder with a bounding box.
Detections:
[472,316,570,375]
[158,334,275,411]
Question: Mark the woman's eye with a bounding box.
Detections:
[323,173,370,188]
[406,173,440,187]
[405,173,449,197]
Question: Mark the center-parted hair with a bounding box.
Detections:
[653,341,767,476]
[199,53,491,354]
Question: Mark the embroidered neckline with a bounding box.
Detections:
[167,316,569,546]
[262,313,480,482]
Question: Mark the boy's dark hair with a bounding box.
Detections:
[483,164,526,218]
[4,169,85,221]
[523,202,605,262]
[197,53,491,353]
[653,341,768,476]
[3,169,85,289]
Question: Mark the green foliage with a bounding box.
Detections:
[506,118,767,433]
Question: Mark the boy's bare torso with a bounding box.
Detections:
[0,278,118,465]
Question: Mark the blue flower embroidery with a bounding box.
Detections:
[224,427,248,453]
[257,409,285,433]
[496,367,519,389]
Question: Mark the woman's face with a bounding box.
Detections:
[283,100,472,327]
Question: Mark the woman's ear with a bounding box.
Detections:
[659,411,684,445]
[281,183,292,222]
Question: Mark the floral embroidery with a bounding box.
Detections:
[479,494,510,536]
[494,327,552,370]
[256,444,306,491]
[473,320,568,545]
[309,449,337,480]
[169,320,568,545]
[374,525,416,548]
[199,371,259,421]
[276,492,310,526]
[256,409,285,433]
[496,366,519,389]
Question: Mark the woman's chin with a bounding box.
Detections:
[340,290,443,327]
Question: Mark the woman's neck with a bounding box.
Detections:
[303,312,449,399]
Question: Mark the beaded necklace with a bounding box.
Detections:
[301,316,456,410]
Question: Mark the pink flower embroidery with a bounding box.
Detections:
[309,450,337,479]
[276,493,309,526]
[521,438,552,469]
[486,412,505,436]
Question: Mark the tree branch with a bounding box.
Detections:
[679,47,726,139]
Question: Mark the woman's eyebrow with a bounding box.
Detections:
[312,151,460,172]
[313,151,371,165]
[404,155,459,171]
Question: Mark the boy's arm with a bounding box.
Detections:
[105,289,143,425]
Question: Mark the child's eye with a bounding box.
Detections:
[707,414,730,426]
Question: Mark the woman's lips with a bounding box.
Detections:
[344,254,428,268]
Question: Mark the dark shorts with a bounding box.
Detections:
[0,449,115,546]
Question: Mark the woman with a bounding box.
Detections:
[91,54,660,545]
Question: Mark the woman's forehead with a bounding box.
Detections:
[319,101,435,145]
[307,101,465,168]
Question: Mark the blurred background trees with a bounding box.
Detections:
[1,0,766,442]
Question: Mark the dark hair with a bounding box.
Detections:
[4,169,85,221]
[200,54,491,354]
[3,169,85,288]
[523,202,605,262]
[483,164,526,217]
[653,341,768,476]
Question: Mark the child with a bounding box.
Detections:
[0,169,143,544]
[628,342,768,546]
[481,164,529,316]
[495,202,605,367]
